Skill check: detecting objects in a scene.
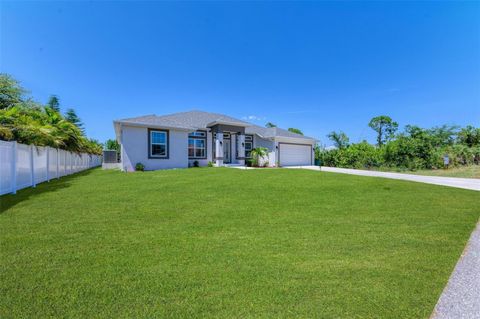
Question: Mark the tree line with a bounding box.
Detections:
[0,74,102,154]
[318,115,480,170]
[265,122,304,135]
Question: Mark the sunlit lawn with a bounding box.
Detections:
[1,168,478,318]
[409,165,480,179]
[372,165,480,179]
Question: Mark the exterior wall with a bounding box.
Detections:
[102,163,121,170]
[253,136,276,167]
[254,135,275,150]
[121,125,188,171]
[119,123,316,171]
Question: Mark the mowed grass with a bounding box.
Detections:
[409,165,480,179]
[0,168,479,318]
[372,165,480,179]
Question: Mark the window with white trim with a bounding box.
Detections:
[150,130,168,158]
[189,131,207,158]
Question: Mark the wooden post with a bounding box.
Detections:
[11,141,17,194]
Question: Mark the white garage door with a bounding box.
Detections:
[279,144,312,166]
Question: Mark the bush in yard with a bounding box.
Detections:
[135,162,145,171]
[207,161,214,167]
[318,142,383,169]
[341,141,384,168]
[250,147,268,167]
[441,144,479,166]
[193,160,199,167]
[384,126,440,169]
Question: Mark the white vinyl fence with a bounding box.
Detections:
[0,140,101,195]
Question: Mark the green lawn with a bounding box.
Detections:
[1,168,479,318]
[372,165,480,179]
[407,165,480,179]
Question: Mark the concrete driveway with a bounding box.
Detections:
[285,166,480,191]
[432,222,480,319]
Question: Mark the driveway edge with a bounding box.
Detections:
[431,221,480,319]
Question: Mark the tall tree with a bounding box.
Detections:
[105,139,120,151]
[327,131,350,149]
[428,125,459,147]
[64,108,84,133]
[265,122,277,128]
[368,115,398,146]
[47,95,60,112]
[288,127,303,135]
[0,73,25,109]
[458,125,480,147]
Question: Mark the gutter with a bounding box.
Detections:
[113,121,194,132]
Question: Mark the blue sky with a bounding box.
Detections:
[1,1,479,145]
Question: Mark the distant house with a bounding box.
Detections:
[113,110,316,171]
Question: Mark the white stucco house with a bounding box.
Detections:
[113,110,316,171]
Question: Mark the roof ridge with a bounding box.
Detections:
[116,114,156,121]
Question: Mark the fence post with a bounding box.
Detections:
[30,144,36,188]
[56,149,60,179]
[11,141,17,194]
[46,146,50,182]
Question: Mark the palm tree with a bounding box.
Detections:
[327,131,349,149]
[0,74,102,155]
[250,147,269,167]
[288,127,303,135]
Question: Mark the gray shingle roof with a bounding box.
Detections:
[116,110,315,140]
[116,110,250,130]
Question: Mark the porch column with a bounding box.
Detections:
[215,132,224,166]
[237,134,246,165]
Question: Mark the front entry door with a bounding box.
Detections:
[223,139,231,163]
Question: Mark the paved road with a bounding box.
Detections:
[285,166,480,191]
[432,222,480,319]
